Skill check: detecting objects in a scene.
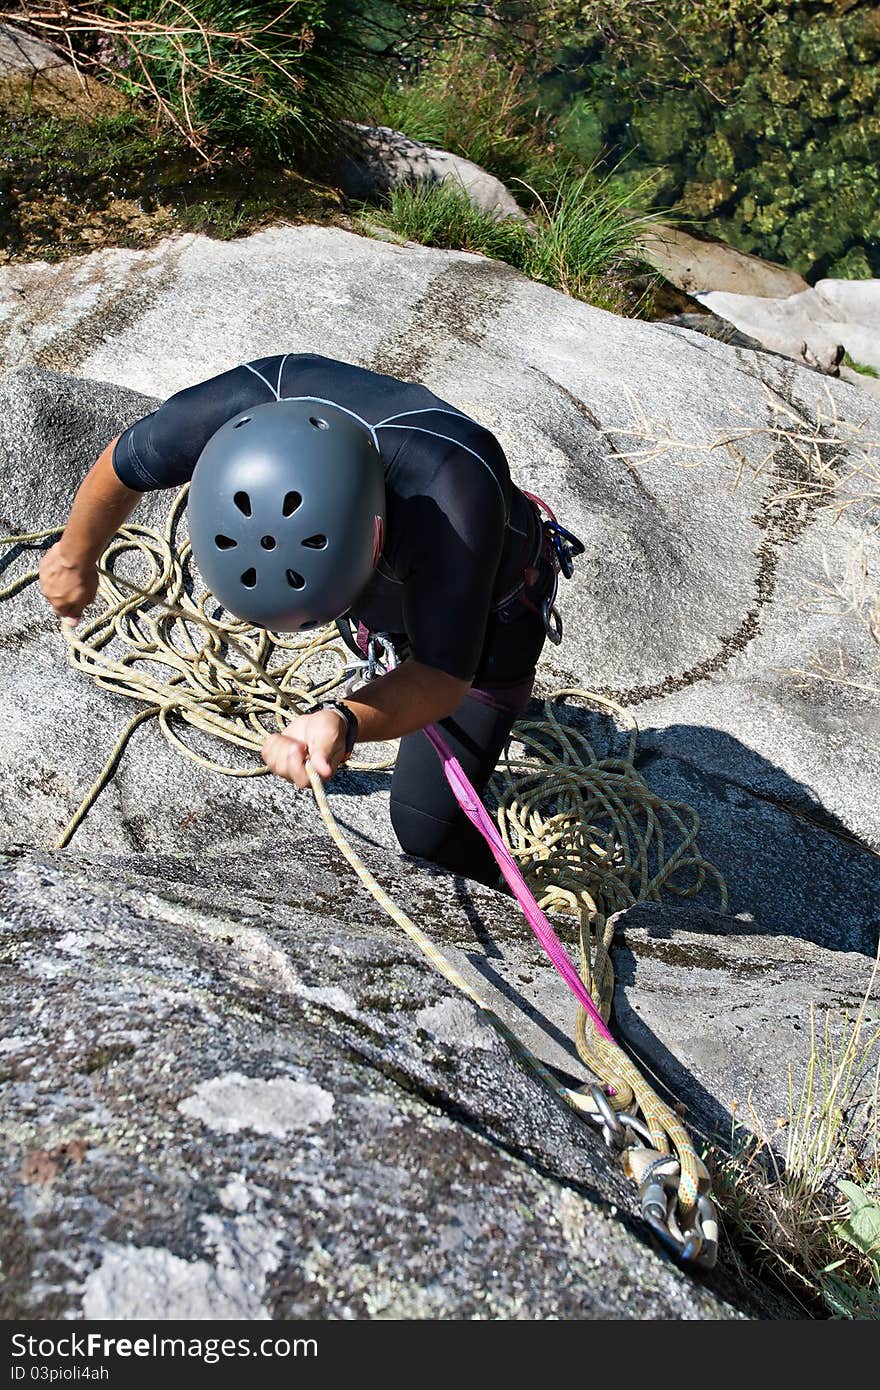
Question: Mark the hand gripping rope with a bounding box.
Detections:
[1,498,724,1269]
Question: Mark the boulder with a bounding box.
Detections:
[698,277,880,381]
[637,223,809,299]
[331,123,529,222]
[1,226,879,1316]
[0,24,66,74]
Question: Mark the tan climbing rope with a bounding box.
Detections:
[1,487,728,1266]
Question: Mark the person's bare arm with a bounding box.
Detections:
[39,436,143,623]
[341,661,468,743]
[261,660,469,788]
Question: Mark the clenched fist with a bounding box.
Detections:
[261,708,351,789]
[39,543,99,624]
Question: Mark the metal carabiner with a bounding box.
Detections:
[541,598,563,645]
[546,519,585,580]
[367,632,400,680]
[586,1084,626,1152]
[637,1155,719,1270]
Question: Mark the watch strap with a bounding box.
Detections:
[324,700,359,757]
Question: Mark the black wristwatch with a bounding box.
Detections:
[324,700,359,757]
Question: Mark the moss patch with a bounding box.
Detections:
[0,96,347,265]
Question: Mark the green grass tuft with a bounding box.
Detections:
[364,180,527,260]
[844,353,879,380]
[364,170,654,315]
[711,968,880,1318]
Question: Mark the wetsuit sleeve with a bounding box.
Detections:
[111,358,287,490]
[401,445,507,682]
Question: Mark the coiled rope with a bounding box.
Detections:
[1,485,727,1264]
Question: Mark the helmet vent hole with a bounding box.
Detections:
[233,417,251,428]
[233,491,252,517]
[282,491,302,517]
[240,568,257,589]
[260,535,276,551]
[301,533,327,550]
[309,416,329,431]
[215,534,237,550]
[300,620,319,630]
[286,569,305,590]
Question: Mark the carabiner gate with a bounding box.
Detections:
[541,598,563,645]
[367,632,400,680]
[546,519,585,581]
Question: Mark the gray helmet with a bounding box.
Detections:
[187,397,385,631]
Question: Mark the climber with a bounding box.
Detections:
[38,352,581,885]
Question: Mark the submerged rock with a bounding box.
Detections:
[637,223,808,298]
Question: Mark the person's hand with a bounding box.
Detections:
[261,709,350,789]
[38,542,99,625]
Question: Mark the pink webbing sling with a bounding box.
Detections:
[423,723,614,1043]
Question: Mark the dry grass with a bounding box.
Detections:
[710,956,880,1316]
[608,378,880,1312]
[608,379,880,694]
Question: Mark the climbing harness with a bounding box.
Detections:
[520,492,585,647]
[2,494,726,1269]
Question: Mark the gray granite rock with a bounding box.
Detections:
[4,228,876,943]
[1,226,878,1317]
[609,901,879,1150]
[332,123,529,222]
[0,24,66,74]
[697,278,880,388]
[0,848,755,1319]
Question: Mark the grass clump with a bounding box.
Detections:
[844,352,879,380]
[519,173,652,305]
[366,171,653,315]
[366,180,526,260]
[711,973,880,1317]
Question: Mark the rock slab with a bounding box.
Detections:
[0,848,751,1320]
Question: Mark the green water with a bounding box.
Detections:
[549,1,880,279]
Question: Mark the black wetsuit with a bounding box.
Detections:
[113,353,556,882]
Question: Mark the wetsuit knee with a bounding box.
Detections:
[390,798,459,863]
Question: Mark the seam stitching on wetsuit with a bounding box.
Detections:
[243,360,278,398]
[374,424,508,512]
[280,395,380,450]
[376,411,526,541]
[374,406,469,427]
